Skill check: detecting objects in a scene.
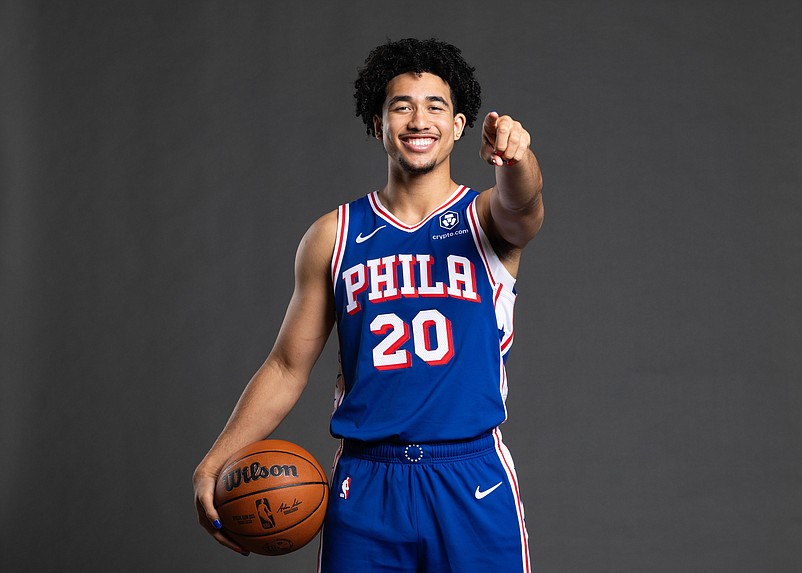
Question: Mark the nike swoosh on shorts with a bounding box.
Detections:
[474,482,503,500]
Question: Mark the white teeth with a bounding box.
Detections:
[407,138,434,148]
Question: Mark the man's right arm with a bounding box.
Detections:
[192,210,337,555]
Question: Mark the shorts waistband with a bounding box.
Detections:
[341,432,496,464]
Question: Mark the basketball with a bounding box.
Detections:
[214,439,329,556]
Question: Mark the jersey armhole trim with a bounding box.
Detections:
[466,197,517,292]
[331,203,349,291]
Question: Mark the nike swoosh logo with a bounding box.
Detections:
[474,482,503,500]
[355,225,387,244]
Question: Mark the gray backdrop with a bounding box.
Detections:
[1,1,800,572]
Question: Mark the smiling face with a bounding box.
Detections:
[373,72,466,177]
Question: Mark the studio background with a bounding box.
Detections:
[1,1,800,572]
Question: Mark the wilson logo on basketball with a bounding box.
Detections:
[222,462,299,492]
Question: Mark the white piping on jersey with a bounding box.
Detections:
[466,197,516,291]
[467,198,516,356]
[331,203,350,290]
[368,185,470,231]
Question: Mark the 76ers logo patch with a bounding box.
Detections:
[340,477,351,499]
[439,211,459,230]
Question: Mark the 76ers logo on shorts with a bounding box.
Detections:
[340,477,351,500]
[439,211,459,230]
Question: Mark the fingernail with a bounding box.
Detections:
[212,519,222,530]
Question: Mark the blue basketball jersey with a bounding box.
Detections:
[330,185,517,442]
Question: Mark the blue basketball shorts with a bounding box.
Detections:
[318,429,531,573]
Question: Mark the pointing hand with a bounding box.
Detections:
[480,111,531,167]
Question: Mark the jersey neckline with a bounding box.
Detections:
[367,185,470,232]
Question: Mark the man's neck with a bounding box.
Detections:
[380,162,458,226]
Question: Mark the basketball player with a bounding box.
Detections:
[194,38,544,572]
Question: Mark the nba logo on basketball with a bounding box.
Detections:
[256,498,276,529]
[340,477,351,500]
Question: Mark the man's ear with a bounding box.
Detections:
[373,115,383,139]
[453,113,466,140]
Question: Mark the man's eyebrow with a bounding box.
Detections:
[386,95,451,107]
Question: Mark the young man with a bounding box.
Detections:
[193,38,544,572]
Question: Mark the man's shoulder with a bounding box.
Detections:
[306,209,339,241]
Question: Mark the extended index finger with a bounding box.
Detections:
[492,114,513,155]
[482,111,499,144]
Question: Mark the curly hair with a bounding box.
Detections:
[354,38,482,137]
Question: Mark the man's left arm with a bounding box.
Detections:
[477,111,544,253]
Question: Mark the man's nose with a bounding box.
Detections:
[407,108,430,130]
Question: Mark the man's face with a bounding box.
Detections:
[374,72,466,176]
